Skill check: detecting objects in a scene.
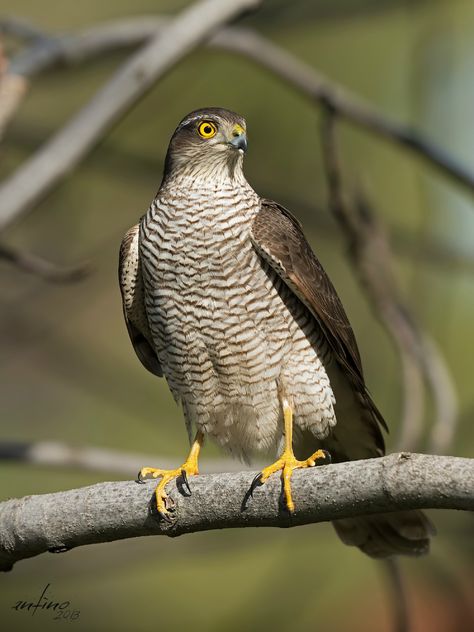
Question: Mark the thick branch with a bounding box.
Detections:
[0,453,472,572]
[0,0,261,231]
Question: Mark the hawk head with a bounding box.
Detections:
[163,107,247,180]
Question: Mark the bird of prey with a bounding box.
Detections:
[119,107,433,557]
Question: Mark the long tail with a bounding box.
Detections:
[296,365,435,558]
[332,510,435,558]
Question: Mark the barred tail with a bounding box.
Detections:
[332,510,435,558]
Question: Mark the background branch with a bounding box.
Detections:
[2,13,474,234]
[0,16,49,42]
[384,558,411,632]
[4,14,474,198]
[0,242,90,282]
[318,109,461,632]
[319,108,458,454]
[0,439,246,475]
[0,453,472,573]
[220,28,474,194]
[0,0,262,231]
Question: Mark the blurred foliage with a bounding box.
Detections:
[1,0,474,631]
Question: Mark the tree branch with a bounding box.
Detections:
[0,453,472,572]
[0,439,246,475]
[0,0,262,231]
[384,558,411,632]
[6,13,474,197]
[319,108,459,453]
[219,28,474,194]
[0,15,49,42]
[320,108,425,449]
[2,13,474,233]
[0,242,90,282]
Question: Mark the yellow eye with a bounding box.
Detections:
[198,121,217,139]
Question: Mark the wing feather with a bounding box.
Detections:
[119,224,162,378]
[250,200,435,558]
[250,199,386,433]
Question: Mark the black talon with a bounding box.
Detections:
[136,470,145,484]
[159,510,173,524]
[242,472,263,510]
[321,450,332,464]
[153,495,175,522]
[250,472,263,495]
[181,469,192,495]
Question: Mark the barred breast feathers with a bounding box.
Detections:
[137,177,339,457]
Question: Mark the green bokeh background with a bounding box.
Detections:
[1,1,473,630]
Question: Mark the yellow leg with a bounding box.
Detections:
[137,431,204,517]
[250,399,329,513]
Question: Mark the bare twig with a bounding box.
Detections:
[384,559,411,632]
[319,117,459,632]
[397,355,424,452]
[0,16,49,42]
[0,242,90,282]
[356,192,458,454]
[0,0,262,231]
[320,108,425,449]
[423,335,458,454]
[7,16,169,77]
[5,13,474,196]
[0,453,472,572]
[0,440,246,475]
[219,28,474,194]
[2,14,474,232]
[319,109,459,453]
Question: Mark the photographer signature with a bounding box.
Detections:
[12,583,80,621]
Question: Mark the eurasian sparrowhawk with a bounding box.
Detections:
[119,107,433,557]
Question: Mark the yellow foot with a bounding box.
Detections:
[248,448,330,513]
[136,431,203,519]
[137,462,198,518]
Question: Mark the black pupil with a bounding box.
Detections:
[203,125,212,134]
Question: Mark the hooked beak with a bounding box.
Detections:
[228,125,248,153]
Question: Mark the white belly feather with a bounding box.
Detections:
[140,182,336,458]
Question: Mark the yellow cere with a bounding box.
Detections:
[232,123,245,137]
[198,121,217,138]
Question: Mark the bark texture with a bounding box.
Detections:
[0,453,472,572]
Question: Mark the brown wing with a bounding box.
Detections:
[119,224,162,378]
[250,198,386,432]
[250,202,436,558]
